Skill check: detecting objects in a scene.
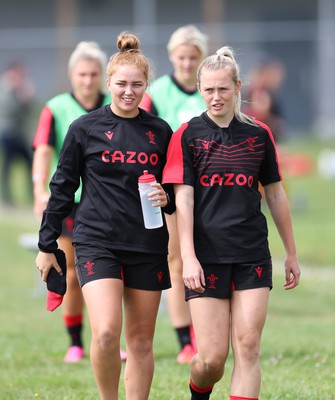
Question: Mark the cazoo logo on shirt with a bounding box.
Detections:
[200,173,254,187]
[101,150,159,166]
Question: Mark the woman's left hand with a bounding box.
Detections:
[35,251,63,282]
[148,183,169,208]
[284,254,301,290]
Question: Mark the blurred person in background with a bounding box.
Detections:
[0,61,35,207]
[32,41,128,363]
[140,24,208,364]
[35,31,174,400]
[163,45,300,400]
[243,55,286,143]
[243,56,295,197]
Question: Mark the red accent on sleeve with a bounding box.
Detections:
[162,123,189,184]
[32,106,53,149]
[139,92,153,112]
[254,119,282,180]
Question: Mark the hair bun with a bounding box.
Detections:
[117,32,140,53]
[216,46,235,62]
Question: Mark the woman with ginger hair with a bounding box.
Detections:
[35,32,174,399]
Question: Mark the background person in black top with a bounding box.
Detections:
[35,32,174,400]
[0,60,35,206]
[163,46,300,400]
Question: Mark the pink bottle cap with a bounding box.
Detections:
[138,170,156,183]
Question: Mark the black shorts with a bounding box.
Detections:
[185,259,273,301]
[74,244,171,291]
[61,203,79,237]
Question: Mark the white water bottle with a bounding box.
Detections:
[138,170,163,229]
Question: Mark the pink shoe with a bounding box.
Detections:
[177,344,197,364]
[120,347,127,361]
[64,346,84,363]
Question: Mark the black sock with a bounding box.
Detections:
[189,381,213,400]
[67,324,83,348]
[176,325,192,349]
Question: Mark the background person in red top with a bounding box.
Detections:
[163,46,300,400]
[31,41,128,362]
[243,56,286,144]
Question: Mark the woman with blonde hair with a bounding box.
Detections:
[141,24,208,364]
[163,46,300,400]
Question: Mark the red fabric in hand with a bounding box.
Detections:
[46,249,67,312]
[46,291,64,311]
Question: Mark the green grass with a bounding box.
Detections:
[266,137,335,266]
[1,136,335,399]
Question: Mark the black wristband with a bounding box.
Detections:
[165,192,170,205]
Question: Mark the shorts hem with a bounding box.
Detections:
[234,282,273,291]
[125,283,172,291]
[186,292,231,301]
[79,275,122,288]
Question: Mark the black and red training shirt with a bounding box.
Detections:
[38,105,174,255]
[163,112,282,264]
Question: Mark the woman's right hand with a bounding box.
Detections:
[182,255,205,293]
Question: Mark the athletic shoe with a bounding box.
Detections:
[64,346,84,363]
[177,344,196,364]
[120,347,127,361]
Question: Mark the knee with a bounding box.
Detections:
[196,353,227,382]
[93,327,120,352]
[234,333,260,364]
[127,332,153,357]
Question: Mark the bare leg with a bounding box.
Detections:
[166,213,191,327]
[166,213,195,362]
[58,236,85,361]
[189,297,230,387]
[230,288,269,398]
[82,278,124,400]
[123,288,161,400]
[58,236,84,317]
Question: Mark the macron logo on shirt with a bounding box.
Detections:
[105,131,114,140]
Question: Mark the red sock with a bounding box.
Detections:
[63,314,83,348]
[190,379,213,399]
[63,314,83,327]
[230,396,258,400]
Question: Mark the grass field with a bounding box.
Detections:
[0,136,335,399]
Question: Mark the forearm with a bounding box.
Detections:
[32,145,53,195]
[175,185,197,260]
[175,184,206,292]
[266,185,297,257]
[265,182,301,289]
